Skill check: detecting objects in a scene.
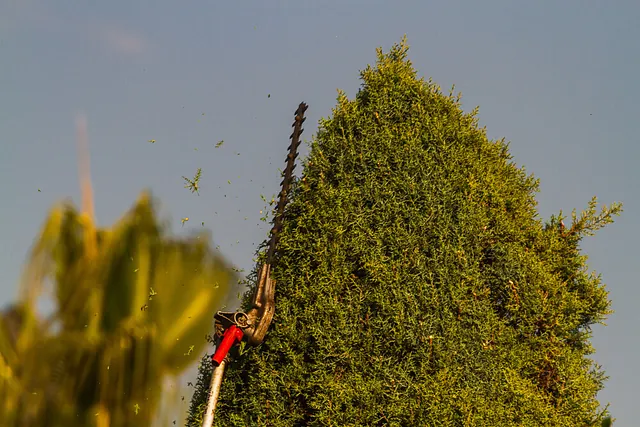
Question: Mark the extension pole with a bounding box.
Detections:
[202,359,226,427]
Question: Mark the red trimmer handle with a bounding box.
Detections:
[212,325,244,366]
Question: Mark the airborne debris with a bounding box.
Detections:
[182,168,201,195]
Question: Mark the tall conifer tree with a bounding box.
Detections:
[188,38,620,426]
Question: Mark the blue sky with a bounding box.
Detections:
[1,0,638,423]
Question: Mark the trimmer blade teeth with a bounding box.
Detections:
[265,102,308,263]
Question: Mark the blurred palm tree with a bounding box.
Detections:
[0,114,236,426]
[0,192,236,427]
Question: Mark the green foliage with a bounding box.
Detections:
[0,191,237,427]
[188,38,620,426]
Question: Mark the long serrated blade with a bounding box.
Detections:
[264,102,307,264]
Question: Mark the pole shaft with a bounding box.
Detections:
[202,359,226,427]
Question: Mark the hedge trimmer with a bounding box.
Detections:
[201,102,308,427]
